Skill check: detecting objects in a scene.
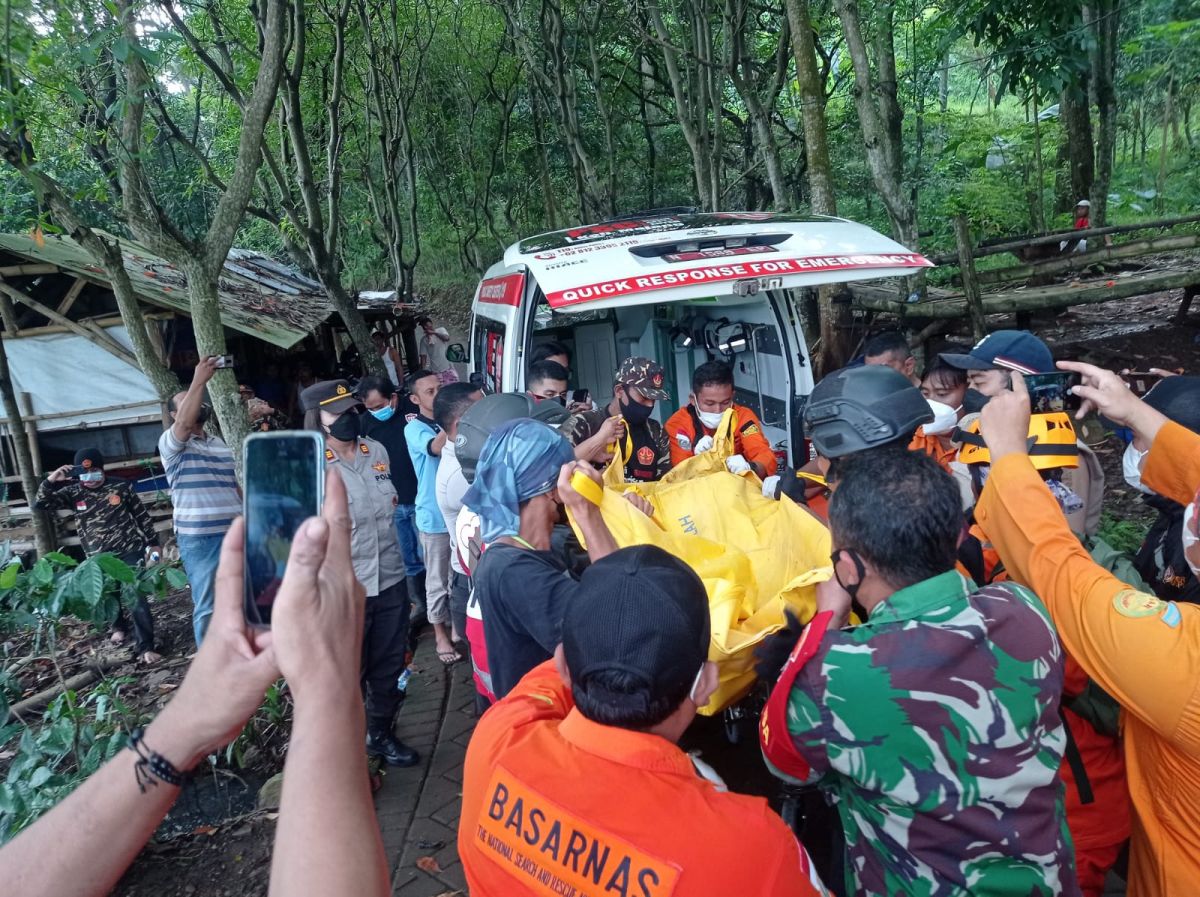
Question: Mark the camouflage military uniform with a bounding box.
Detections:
[35,476,159,654]
[761,570,1079,897]
[35,478,158,557]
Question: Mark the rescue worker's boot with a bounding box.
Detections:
[407,573,427,653]
[366,719,419,768]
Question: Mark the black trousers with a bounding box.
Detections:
[449,570,470,647]
[362,579,411,726]
[115,552,156,655]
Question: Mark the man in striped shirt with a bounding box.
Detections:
[159,356,241,645]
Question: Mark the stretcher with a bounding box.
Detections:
[567,409,832,714]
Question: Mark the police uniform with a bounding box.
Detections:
[302,380,416,765]
[976,419,1200,896]
[35,455,159,654]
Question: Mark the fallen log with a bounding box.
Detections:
[975,234,1200,285]
[853,269,1200,320]
[7,656,124,722]
[929,212,1200,265]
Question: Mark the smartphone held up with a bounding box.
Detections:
[1023,372,1083,415]
[243,432,325,626]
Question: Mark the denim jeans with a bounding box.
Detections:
[394,504,425,578]
[176,532,224,646]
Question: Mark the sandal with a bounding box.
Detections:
[437,649,461,666]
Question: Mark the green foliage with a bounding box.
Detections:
[0,677,139,841]
[0,553,183,636]
[1098,512,1151,556]
[224,680,292,769]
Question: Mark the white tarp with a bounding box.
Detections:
[4,326,161,432]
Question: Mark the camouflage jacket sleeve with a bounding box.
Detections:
[124,482,158,546]
[34,478,75,511]
[651,419,671,479]
[560,411,597,447]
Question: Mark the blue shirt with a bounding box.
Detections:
[405,414,446,534]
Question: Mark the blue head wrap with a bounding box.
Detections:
[463,418,576,543]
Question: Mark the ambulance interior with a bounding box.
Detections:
[523,285,810,467]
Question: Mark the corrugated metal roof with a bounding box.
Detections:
[0,234,334,348]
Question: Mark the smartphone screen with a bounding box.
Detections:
[243,432,325,626]
[1023,372,1082,414]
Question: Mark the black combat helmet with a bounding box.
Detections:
[455,392,570,483]
[803,365,933,459]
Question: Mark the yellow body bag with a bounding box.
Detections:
[567,409,831,714]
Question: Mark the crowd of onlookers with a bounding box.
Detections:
[7,318,1200,897]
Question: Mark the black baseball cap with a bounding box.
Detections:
[940,330,1054,375]
[562,545,710,707]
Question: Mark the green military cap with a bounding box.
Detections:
[616,356,669,401]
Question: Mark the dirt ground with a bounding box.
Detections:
[1,588,286,897]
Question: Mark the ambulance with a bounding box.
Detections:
[469,210,931,467]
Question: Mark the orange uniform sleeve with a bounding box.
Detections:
[472,661,573,749]
[976,455,1200,748]
[664,407,696,468]
[734,406,778,477]
[1143,420,1200,506]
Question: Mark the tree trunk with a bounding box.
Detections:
[833,0,916,249]
[785,0,848,373]
[1059,84,1095,213]
[0,326,53,554]
[1089,0,1119,225]
[1157,72,1174,213]
[182,260,249,474]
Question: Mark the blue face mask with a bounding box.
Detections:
[79,471,104,486]
[369,404,396,422]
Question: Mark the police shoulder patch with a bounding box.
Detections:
[324,448,335,462]
[359,441,371,454]
[1112,589,1163,618]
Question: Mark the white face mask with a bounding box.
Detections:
[696,408,724,430]
[924,399,960,436]
[1122,443,1153,494]
[1183,501,1199,576]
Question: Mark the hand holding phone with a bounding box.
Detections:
[243,432,326,626]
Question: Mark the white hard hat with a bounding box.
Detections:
[1075,199,1091,207]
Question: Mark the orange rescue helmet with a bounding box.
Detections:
[955,412,1078,470]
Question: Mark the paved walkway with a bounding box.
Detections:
[375,633,477,896]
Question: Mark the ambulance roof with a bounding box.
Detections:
[493,211,932,312]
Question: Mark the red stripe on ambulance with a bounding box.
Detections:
[545,254,932,307]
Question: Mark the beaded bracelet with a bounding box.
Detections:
[128,727,190,793]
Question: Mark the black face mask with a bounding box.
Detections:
[961,388,989,415]
[196,403,212,426]
[325,409,360,442]
[832,547,870,622]
[619,393,653,425]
